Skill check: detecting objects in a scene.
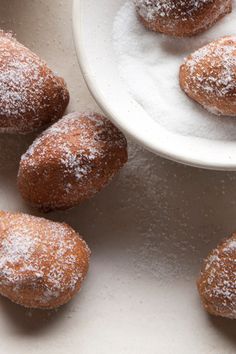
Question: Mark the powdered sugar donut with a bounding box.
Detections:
[0,211,90,309]
[180,36,236,116]
[134,0,232,37]
[17,112,128,211]
[197,233,236,319]
[0,31,69,133]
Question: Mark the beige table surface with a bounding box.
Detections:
[0,1,235,353]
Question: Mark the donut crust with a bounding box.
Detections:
[0,31,69,133]
[197,234,236,319]
[0,211,90,309]
[180,36,236,116]
[134,0,232,37]
[17,112,128,211]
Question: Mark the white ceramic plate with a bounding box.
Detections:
[73,0,236,171]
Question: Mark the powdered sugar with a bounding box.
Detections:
[0,230,37,267]
[113,1,236,140]
[223,239,236,251]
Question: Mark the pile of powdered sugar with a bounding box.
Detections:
[113,0,236,140]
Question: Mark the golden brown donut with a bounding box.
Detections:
[180,36,236,116]
[17,112,128,211]
[134,0,232,37]
[197,233,236,319]
[0,211,90,309]
[0,31,69,133]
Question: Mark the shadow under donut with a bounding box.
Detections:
[0,295,69,335]
[209,315,236,347]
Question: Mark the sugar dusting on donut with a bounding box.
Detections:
[134,0,232,36]
[20,112,127,193]
[179,36,236,114]
[134,0,215,20]
[0,212,90,305]
[185,37,236,96]
[0,31,69,133]
[18,112,128,211]
[198,233,236,318]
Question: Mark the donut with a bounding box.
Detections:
[180,36,236,116]
[0,31,69,133]
[17,112,128,211]
[197,233,236,319]
[0,211,90,309]
[134,0,232,37]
